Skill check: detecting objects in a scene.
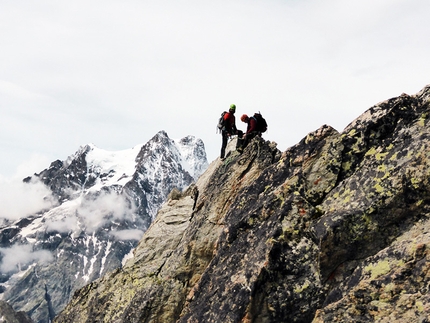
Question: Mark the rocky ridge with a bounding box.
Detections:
[55,85,430,322]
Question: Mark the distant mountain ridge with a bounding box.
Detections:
[0,130,208,323]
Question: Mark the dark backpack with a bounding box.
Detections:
[252,112,268,133]
[217,111,227,131]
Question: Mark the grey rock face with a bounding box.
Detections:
[0,300,33,323]
[55,84,430,323]
[0,131,208,323]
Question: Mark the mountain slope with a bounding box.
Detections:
[55,85,430,323]
[0,131,208,323]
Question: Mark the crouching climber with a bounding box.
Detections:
[237,112,267,153]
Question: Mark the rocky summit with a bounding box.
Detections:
[55,85,430,323]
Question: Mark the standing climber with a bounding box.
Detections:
[236,114,261,153]
[219,104,238,159]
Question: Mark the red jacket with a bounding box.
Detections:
[246,117,258,134]
[223,112,236,134]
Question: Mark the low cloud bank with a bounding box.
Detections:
[0,244,53,273]
[0,177,56,221]
[45,215,79,233]
[78,191,136,231]
[111,229,145,241]
[45,190,138,233]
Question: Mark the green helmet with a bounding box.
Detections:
[230,104,236,112]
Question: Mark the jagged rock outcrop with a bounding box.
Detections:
[55,85,430,322]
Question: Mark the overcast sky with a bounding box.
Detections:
[1,0,430,179]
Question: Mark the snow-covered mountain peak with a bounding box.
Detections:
[135,131,208,181]
[53,131,207,198]
[84,144,141,192]
[0,131,208,323]
[174,135,207,179]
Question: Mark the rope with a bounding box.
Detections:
[218,155,235,175]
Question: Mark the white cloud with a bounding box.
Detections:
[44,191,137,234]
[77,191,137,232]
[45,215,79,233]
[0,177,56,221]
[110,229,145,241]
[0,244,53,273]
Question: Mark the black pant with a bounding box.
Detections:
[238,132,259,151]
[220,131,229,158]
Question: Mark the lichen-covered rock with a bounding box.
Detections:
[313,218,430,323]
[55,84,430,323]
